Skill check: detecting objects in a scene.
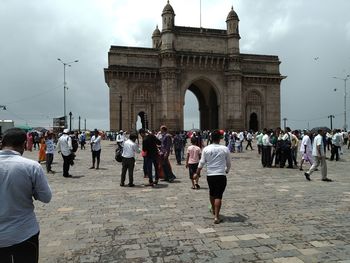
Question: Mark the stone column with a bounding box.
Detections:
[159,58,181,131]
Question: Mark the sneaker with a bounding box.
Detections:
[322,178,333,182]
[128,183,135,187]
[304,172,311,181]
[89,166,95,169]
[120,183,125,187]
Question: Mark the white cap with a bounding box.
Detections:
[63,128,69,134]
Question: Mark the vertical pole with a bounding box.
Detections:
[84,118,86,131]
[344,79,347,130]
[63,64,67,128]
[283,118,287,130]
[69,112,72,131]
[78,116,81,132]
[328,115,334,130]
[119,95,122,131]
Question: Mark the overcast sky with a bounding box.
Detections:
[1,0,350,131]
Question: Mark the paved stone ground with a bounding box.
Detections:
[23,141,350,263]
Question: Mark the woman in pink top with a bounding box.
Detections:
[186,136,202,189]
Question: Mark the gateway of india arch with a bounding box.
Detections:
[104,1,285,132]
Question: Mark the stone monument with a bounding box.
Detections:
[104,1,285,132]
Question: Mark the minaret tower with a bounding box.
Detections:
[161,0,175,51]
[226,6,240,54]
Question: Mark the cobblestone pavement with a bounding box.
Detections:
[23,141,350,263]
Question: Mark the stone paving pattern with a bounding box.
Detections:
[23,141,350,263]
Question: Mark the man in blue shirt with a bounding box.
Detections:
[0,128,52,263]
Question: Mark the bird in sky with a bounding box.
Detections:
[313,57,319,60]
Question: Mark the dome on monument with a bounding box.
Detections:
[152,25,161,37]
[226,6,239,21]
[162,0,174,14]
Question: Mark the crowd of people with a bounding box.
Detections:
[1,125,349,262]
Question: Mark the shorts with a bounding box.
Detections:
[188,163,199,179]
[207,175,227,199]
[92,149,101,159]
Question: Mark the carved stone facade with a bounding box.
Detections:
[104,2,285,132]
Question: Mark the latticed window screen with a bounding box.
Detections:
[134,87,152,102]
[247,92,261,105]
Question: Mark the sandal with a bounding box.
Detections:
[195,184,200,189]
[191,186,196,189]
[214,218,222,224]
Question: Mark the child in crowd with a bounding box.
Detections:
[186,136,202,189]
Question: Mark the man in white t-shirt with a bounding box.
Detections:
[90,129,102,170]
[57,128,73,177]
[194,130,231,224]
[304,129,332,182]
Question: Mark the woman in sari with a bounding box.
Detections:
[26,132,33,151]
[38,135,46,163]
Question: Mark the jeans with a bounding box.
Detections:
[330,145,339,161]
[174,148,182,164]
[62,154,71,177]
[145,155,159,183]
[0,232,39,263]
[121,157,135,185]
[45,153,54,172]
[261,146,272,167]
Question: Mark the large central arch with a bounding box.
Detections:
[185,79,219,130]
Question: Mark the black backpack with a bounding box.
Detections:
[115,147,123,162]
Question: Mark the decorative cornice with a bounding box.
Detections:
[242,75,286,84]
[104,66,159,82]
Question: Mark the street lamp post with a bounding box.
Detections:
[69,112,72,132]
[57,58,79,129]
[282,117,287,130]
[119,95,122,131]
[78,116,81,132]
[328,115,335,130]
[333,74,350,131]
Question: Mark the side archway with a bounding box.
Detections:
[246,90,263,132]
[131,86,154,130]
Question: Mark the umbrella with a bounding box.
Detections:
[310,126,331,134]
[15,124,33,131]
